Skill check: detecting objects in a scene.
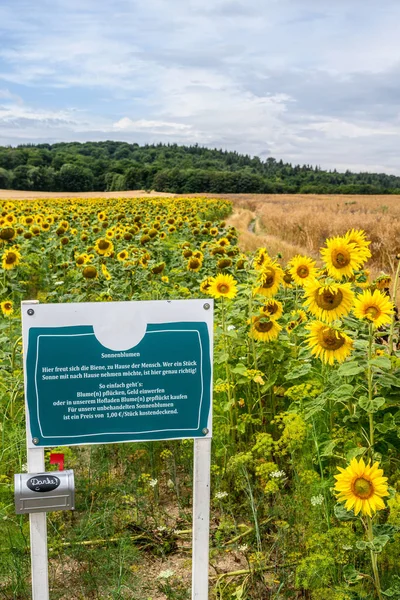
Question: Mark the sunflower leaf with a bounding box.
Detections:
[369,356,392,371]
[337,362,365,377]
[358,396,386,413]
[334,504,357,521]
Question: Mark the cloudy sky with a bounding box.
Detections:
[1,0,400,173]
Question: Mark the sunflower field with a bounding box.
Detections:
[0,196,399,600]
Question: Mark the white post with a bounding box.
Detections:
[192,437,211,600]
[22,300,49,600]
[27,447,49,600]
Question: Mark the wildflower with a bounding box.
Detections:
[353,289,394,328]
[157,569,175,579]
[310,494,324,506]
[215,491,228,500]
[306,321,353,365]
[334,458,389,516]
[227,325,236,331]
[149,478,158,488]
[270,470,286,479]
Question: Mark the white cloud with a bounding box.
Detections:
[1,0,400,173]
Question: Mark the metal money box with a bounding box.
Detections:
[14,470,75,514]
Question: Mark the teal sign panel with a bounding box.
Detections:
[25,322,211,446]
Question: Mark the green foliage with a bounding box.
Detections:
[2,141,400,193]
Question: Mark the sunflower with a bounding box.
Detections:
[95,238,114,257]
[282,268,294,288]
[101,264,111,280]
[117,250,129,262]
[344,229,371,266]
[303,280,354,323]
[151,262,166,275]
[200,277,213,295]
[286,309,307,333]
[83,266,98,279]
[353,289,394,328]
[251,316,281,342]
[320,236,363,280]
[334,458,389,517]
[75,254,90,266]
[187,257,202,272]
[306,321,353,365]
[253,248,270,271]
[1,300,13,316]
[289,255,318,286]
[208,274,238,299]
[0,227,16,241]
[2,247,21,270]
[260,299,283,321]
[374,274,391,291]
[254,261,284,298]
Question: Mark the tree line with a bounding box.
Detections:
[0,141,399,194]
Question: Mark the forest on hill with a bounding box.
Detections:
[0,141,400,194]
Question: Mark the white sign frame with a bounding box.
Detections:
[21,299,212,600]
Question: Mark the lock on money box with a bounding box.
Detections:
[14,470,75,514]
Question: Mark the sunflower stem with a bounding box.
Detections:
[367,516,384,600]
[367,323,375,454]
[220,298,236,443]
[388,257,400,356]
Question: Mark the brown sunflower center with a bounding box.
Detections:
[283,271,293,284]
[352,477,373,499]
[217,283,229,294]
[297,266,309,278]
[262,269,275,288]
[319,328,346,350]
[315,288,344,310]
[98,240,110,250]
[5,252,17,264]
[4,302,12,310]
[263,303,278,315]
[255,319,273,333]
[332,249,350,268]
[366,306,380,319]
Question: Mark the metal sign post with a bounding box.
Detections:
[192,438,211,599]
[20,299,213,600]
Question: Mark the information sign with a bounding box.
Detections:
[22,300,213,447]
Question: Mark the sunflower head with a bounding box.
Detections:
[254,260,283,298]
[303,280,354,323]
[289,255,318,286]
[2,247,21,270]
[208,274,238,300]
[1,300,13,316]
[353,289,394,328]
[251,316,281,342]
[306,321,353,365]
[334,458,389,516]
[260,299,283,321]
[320,236,364,280]
[83,266,98,280]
